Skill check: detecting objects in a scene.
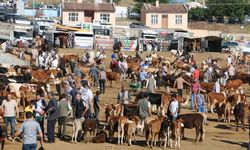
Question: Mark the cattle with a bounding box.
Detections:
[106,71,120,87]
[234,73,250,84]
[178,113,205,142]
[169,118,183,149]
[82,119,98,143]
[106,115,120,143]
[31,69,54,83]
[105,103,122,123]
[72,118,85,143]
[117,116,129,144]
[92,130,107,143]
[234,102,249,131]
[0,75,10,90]
[124,116,141,146]
[215,102,231,123]
[8,75,25,83]
[226,79,243,91]
[0,67,8,74]
[135,92,171,113]
[146,116,165,148]
[200,82,215,93]
[63,54,79,64]
[208,92,226,113]
[159,118,171,148]
[127,62,140,77]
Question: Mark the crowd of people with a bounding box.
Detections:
[0,43,242,149]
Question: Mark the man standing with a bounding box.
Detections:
[14,112,44,150]
[137,93,151,134]
[167,93,179,121]
[228,64,235,79]
[98,68,107,94]
[192,65,200,81]
[174,74,190,97]
[146,73,156,93]
[46,92,58,143]
[214,78,220,93]
[93,91,101,121]
[191,80,200,110]
[2,93,18,140]
[33,94,46,141]
[89,64,99,87]
[58,93,71,140]
[226,55,232,66]
[117,87,131,116]
[75,92,89,119]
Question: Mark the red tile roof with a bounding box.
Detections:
[63,3,115,12]
[142,3,187,13]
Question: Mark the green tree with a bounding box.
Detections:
[188,7,207,21]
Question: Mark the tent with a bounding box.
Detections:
[205,36,223,52]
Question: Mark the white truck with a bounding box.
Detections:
[0,22,33,47]
[138,29,158,51]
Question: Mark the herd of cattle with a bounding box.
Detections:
[0,51,249,149]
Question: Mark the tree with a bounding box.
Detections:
[188,7,207,21]
[206,0,248,22]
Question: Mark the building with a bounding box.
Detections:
[62,1,116,25]
[141,1,188,30]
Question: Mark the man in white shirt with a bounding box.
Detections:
[226,55,232,66]
[80,86,93,119]
[228,64,235,78]
[2,93,18,140]
[214,79,220,93]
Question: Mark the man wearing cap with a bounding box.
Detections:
[146,73,156,93]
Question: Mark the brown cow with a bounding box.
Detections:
[124,116,141,146]
[208,92,226,113]
[226,79,243,90]
[63,54,79,64]
[106,71,120,87]
[170,118,183,149]
[146,116,165,148]
[106,115,120,143]
[200,82,215,93]
[215,102,231,123]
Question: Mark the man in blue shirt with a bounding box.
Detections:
[14,112,44,150]
[139,69,147,88]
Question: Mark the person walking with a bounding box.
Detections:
[174,74,190,97]
[191,80,200,110]
[46,92,58,143]
[214,78,221,93]
[195,90,206,113]
[89,64,99,87]
[58,93,71,140]
[33,94,46,141]
[14,112,44,150]
[98,68,106,94]
[93,91,101,121]
[1,93,19,140]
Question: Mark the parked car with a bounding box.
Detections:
[129,22,146,29]
[129,12,140,19]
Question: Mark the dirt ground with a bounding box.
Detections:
[4,49,250,150]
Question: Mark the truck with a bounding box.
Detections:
[0,22,33,47]
[138,29,158,51]
[34,21,54,36]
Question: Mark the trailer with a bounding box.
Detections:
[0,22,33,47]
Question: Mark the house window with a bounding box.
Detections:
[69,12,78,21]
[151,15,158,25]
[100,14,110,22]
[175,15,182,25]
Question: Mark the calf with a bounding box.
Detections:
[106,71,120,87]
[117,116,129,144]
[146,116,165,148]
[208,92,226,113]
[124,116,141,146]
[160,118,171,148]
[178,113,205,142]
[226,79,243,91]
[82,119,98,143]
[72,118,85,143]
[170,118,183,149]
[234,102,248,131]
[106,115,120,143]
[92,130,107,143]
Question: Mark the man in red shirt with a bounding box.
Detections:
[192,65,200,81]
